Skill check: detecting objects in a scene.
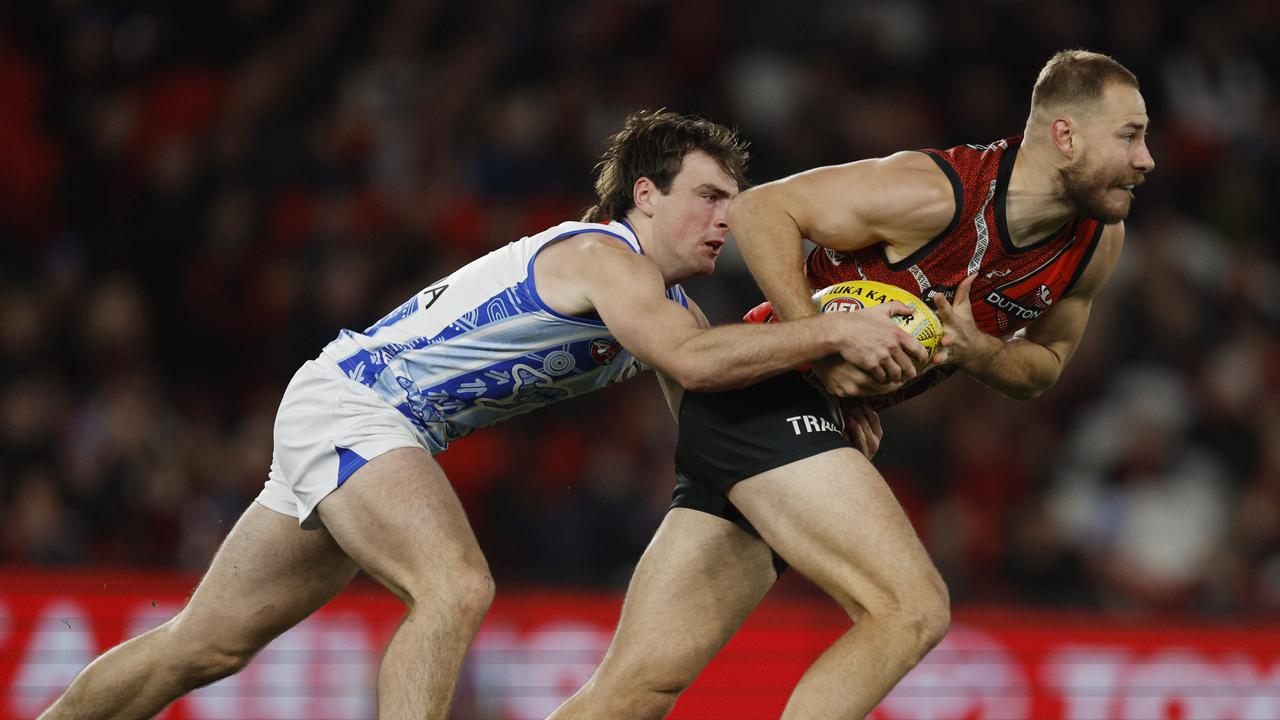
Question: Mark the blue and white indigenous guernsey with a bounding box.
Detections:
[318,219,690,453]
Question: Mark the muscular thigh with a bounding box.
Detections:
[315,447,486,604]
[170,502,359,651]
[595,508,776,687]
[727,448,941,614]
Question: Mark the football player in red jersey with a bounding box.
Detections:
[553,50,1153,719]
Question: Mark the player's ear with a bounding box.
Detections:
[633,177,657,217]
[1051,117,1075,159]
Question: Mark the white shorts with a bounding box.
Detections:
[256,360,436,529]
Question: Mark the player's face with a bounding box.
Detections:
[1063,83,1155,224]
[650,151,739,278]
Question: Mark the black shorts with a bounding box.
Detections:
[670,371,852,573]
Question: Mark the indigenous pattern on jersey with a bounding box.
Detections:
[779,137,1103,406]
[319,220,688,450]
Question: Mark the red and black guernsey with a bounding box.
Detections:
[809,136,1104,334]
[752,137,1106,407]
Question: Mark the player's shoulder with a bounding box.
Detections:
[862,152,956,206]
[879,149,952,173]
[532,218,639,249]
[542,229,657,284]
[852,151,957,235]
[557,230,648,263]
[573,230,639,251]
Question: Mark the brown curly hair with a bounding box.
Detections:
[582,109,749,223]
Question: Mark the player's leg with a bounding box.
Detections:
[548,507,777,720]
[38,502,359,720]
[314,446,494,720]
[729,447,950,720]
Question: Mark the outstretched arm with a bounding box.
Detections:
[538,234,927,394]
[934,223,1125,399]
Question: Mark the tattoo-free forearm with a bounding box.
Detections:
[666,316,841,392]
[961,334,1064,400]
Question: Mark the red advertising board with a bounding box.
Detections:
[2,569,1278,719]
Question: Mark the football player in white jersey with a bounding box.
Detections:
[40,111,927,720]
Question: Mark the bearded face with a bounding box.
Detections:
[1060,150,1144,225]
[1055,83,1154,225]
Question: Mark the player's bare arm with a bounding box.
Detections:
[652,295,711,418]
[536,234,926,393]
[727,151,957,322]
[934,222,1124,399]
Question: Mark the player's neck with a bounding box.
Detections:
[622,211,680,287]
[1005,141,1080,247]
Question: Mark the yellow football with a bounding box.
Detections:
[812,280,943,368]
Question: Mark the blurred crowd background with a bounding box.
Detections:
[1,0,1277,618]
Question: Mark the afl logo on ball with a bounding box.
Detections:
[590,338,621,365]
[821,297,866,313]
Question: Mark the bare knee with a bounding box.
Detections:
[404,560,495,626]
[183,645,255,687]
[617,687,681,720]
[446,565,496,623]
[611,674,684,720]
[632,686,682,720]
[576,666,686,720]
[906,581,951,658]
[877,576,951,664]
[162,620,259,687]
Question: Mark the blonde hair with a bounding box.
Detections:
[1031,50,1139,113]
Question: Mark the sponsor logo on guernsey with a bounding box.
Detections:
[985,241,1073,323]
[590,338,621,365]
[785,414,841,435]
[985,283,1054,321]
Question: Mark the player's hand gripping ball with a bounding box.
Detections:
[812,280,943,370]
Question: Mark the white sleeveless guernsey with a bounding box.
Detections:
[317,219,688,451]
